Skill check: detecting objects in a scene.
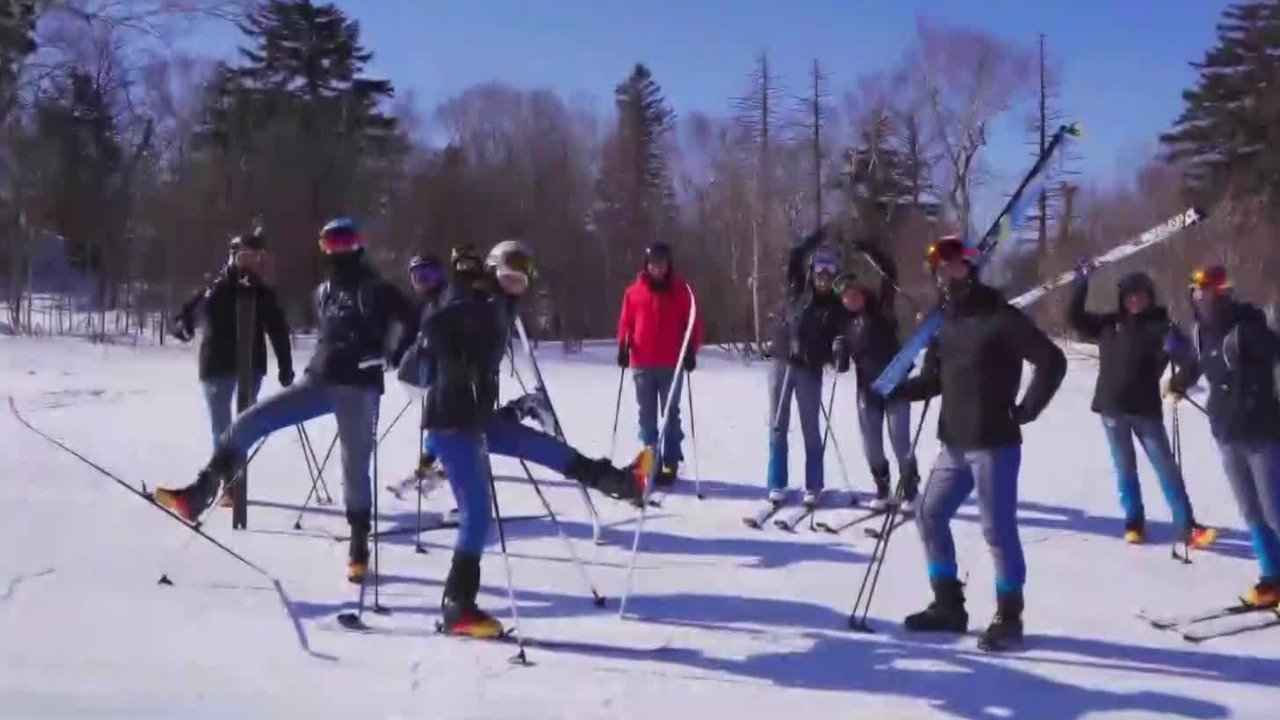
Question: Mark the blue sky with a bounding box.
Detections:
[182,0,1228,224]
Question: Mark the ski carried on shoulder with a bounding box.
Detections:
[743,500,785,529]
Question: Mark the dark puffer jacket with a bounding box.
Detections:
[771,230,848,370]
[1180,300,1280,442]
[173,265,292,381]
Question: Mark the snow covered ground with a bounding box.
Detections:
[2,334,1278,720]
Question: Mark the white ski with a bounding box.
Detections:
[1010,207,1204,309]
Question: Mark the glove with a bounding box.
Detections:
[832,337,850,373]
[1011,404,1033,425]
[169,316,193,342]
[1163,377,1185,399]
[617,342,629,368]
[788,338,805,366]
[683,352,696,372]
[1163,329,1190,358]
[278,367,294,388]
[1073,258,1094,285]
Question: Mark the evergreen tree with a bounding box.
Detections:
[1161,0,1280,201]
[0,0,37,122]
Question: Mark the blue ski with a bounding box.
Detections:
[871,123,1080,397]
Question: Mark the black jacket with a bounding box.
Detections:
[840,298,902,391]
[306,251,415,391]
[899,282,1067,449]
[772,230,849,370]
[1182,301,1280,442]
[1068,279,1196,418]
[417,278,510,432]
[174,266,292,381]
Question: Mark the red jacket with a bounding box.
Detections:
[616,272,703,368]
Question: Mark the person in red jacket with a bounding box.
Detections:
[616,241,703,486]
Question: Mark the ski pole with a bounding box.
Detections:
[817,374,855,501]
[517,458,606,606]
[686,372,703,500]
[848,397,931,631]
[291,431,338,529]
[608,366,625,461]
[1169,401,1191,565]
[371,407,388,616]
[298,425,334,504]
[416,400,427,555]
[486,453,529,665]
[377,398,412,446]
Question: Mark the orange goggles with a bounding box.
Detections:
[1189,265,1231,298]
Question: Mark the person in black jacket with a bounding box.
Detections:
[834,268,917,511]
[156,217,416,584]
[1068,267,1215,548]
[765,228,849,507]
[1172,265,1280,609]
[170,231,293,450]
[891,236,1066,650]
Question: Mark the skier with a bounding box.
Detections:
[155,217,416,584]
[616,241,702,486]
[1067,266,1216,547]
[833,267,918,510]
[890,236,1066,650]
[404,240,646,637]
[1171,265,1280,609]
[407,253,447,481]
[765,227,849,507]
[169,230,293,450]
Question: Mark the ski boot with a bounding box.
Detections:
[1241,577,1280,608]
[904,578,968,633]
[978,591,1024,651]
[1123,519,1145,545]
[655,464,679,488]
[153,446,241,522]
[767,488,787,505]
[802,488,822,508]
[898,460,920,514]
[347,509,371,584]
[868,464,891,510]
[1184,523,1218,549]
[565,452,648,503]
[439,550,503,638]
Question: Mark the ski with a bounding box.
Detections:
[385,468,447,501]
[774,505,815,532]
[743,501,784,529]
[1181,608,1280,643]
[865,512,913,539]
[871,122,1080,397]
[816,507,889,534]
[8,396,272,580]
[1010,207,1204,310]
[1137,602,1261,630]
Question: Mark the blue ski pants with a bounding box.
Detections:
[767,362,825,493]
[1100,413,1195,531]
[856,388,913,474]
[218,378,380,512]
[202,374,263,449]
[426,409,580,554]
[917,444,1025,595]
[633,367,684,466]
[1216,440,1280,579]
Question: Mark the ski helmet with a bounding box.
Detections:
[486,239,537,283]
[230,227,266,253]
[318,217,362,254]
[925,235,977,272]
[450,244,483,274]
[408,254,443,288]
[645,241,673,263]
[1189,265,1232,298]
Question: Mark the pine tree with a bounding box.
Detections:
[0,0,36,122]
[1161,0,1280,201]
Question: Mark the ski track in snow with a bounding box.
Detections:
[2,335,1280,719]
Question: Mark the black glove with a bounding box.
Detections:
[1012,404,1032,425]
[683,352,696,372]
[617,342,629,368]
[278,367,294,388]
[832,337,850,373]
[788,338,805,366]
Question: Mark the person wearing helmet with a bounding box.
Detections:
[395,238,646,638]
[169,228,293,460]
[155,217,416,585]
[888,235,1065,651]
[764,227,849,508]
[409,254,445,306]
[616,241,703,486]
[1174,265,1280,610]
[1068,264,1214,548]
[832,262,918,511]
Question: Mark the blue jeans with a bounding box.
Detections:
[766,362,824,492]
[857,388,913,473]
[633,368,684,466]
[917,444,1024,595]
[202,375,263,449]
[1217,440,1280,579]
[423,409,574,475]
[433,430,493,555]
[219,379,380,511]
[1100,414,1195,531]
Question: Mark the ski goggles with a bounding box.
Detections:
[925,237,978,269]
[318,227,362,253]
[450,245,482,273]
[1189,265,1232,299]
[409,262,442,288]
[811,253,839,277]
[495,248,537,282]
